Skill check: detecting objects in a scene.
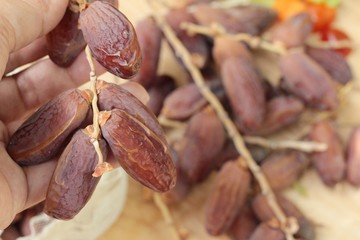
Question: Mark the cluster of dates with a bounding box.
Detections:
[5,0,176,225]
[127,1,357,240]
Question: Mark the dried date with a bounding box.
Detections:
[279,51,338,110]
[306,46,353,85]
[132,16,162,88]
[261,150,310,191]
[221,57,266,132]
[252,194,315,240]
[44,127,108,220]
[7,89,92,165]
[79,1,141,78]
[308,120,345,186]
[205,160,251,236]
[99,109,176,192]
[268,13,313,48]
[178,107,226,182]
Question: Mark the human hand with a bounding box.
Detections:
[0,0,105,229]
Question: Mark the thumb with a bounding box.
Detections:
[0,0,69,76]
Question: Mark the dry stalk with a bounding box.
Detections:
[153,193,184,240]
[85,46,113,177]
[181,22,287,55]
[148,1,297,239]
[243,136,327,153]
[158,115,327,153]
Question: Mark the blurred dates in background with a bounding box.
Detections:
[2,0,360,240]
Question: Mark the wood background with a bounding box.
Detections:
[99,1,360,239]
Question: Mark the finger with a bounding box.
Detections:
[4,37,48,75]
[23,160,57,209]
[0,0,68,76]
[0,51,106,124]
[0,140,56,229]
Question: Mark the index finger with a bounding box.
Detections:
[0,0,68,76]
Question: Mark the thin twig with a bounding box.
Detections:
[181,22,287,55]
[243,136,327,153]
[148,1,297,239]
[153,193,183,240]
[85,46,113,177]
[158,116,327,152]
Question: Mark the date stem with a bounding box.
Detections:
[158,115,327,153]
[181,21,287,55]
[153,193,184,240]
[85,46,113,177]
[149,1,297,239]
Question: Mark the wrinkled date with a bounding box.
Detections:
[99,109,176,192]
[46,7,86,67]
[280,51,339,110]
[79,1,141,78]
[132,16,162,88]
[96,80,165,138]
[261,150,310,191]
[7,89,92,165]
[161,80,224,121]
[308,120,345,186]
[252,194,315,240]
[248,95,304,136]
[221,56,266,132]
[268,13,313,48]
[212,36,253,66]
[192,3,276,35]
[47,0,119,67]
[165,8,210,69]
[306,46,353,85]
[227,204,259,240]
[178,107,226,183]
[248,222,285,240]
[205,160,251,236]
[44,127,108,220]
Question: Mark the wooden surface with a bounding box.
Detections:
[99,1,360,240]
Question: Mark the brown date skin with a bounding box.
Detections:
[47,0,118,67]
[44,128,108,220]
[280,51,338,110]
[7,89,92,166]
[79,1,141,78]
[308,120,345,186]
[306,46,353,85]
[192,3,276,35]
[132,16,162,88]
[346,126,360,186]
[100,109,176,192]
[205,161,251,236]
[268,12,313,48]
[261,150,310,191]
[247,96,304,136]
[96,80,165,140]
[252,194,316,240]
[221,57,266,132]
[165,8,210,69]
[227,204,259,240]
[212,36,253,66]
[146,75,176,116]
[161,80,224,120]
[46,7,86,67]
[249,222,285,240]
[178,107,226,183]
[161,145,193,204]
